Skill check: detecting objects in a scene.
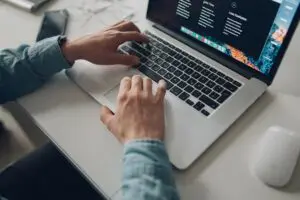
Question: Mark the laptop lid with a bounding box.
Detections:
[146,0,300,85]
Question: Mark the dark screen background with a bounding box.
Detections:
[147,0,280,67]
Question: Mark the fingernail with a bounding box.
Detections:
[159,80,167,88]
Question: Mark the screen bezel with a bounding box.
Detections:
[146,0,300,85]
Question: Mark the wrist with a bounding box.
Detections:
[61,40,80,64]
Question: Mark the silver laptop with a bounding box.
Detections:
[2,0,51,12]
[67,0,300,169]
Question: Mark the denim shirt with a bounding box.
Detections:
[0,36,180,200]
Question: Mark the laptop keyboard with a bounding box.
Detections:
[119,31,243,117]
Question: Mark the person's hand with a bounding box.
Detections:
[100,75,167,143]
[62,21,148,66]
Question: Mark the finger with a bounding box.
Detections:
[105,20,126,31]
[155,80,167,101]
[143,77,152,94]
[114,21,140,32]
[100,106,114,126]
[108,53,140,66]
[119,77,132,93]
[131,75,143,91]
[118,31,149,44]
[111,20,126,27]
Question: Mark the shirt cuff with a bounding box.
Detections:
[27,36,71,77]
[123,140,175,185]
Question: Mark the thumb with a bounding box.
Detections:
[100,106,114,127]
[111,54,140,66]
[155,80,167,102]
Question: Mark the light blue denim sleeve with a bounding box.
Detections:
[122,140,180,200]
[0,36,70,104]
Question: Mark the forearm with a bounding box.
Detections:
[0,36,71,104]
[122,140,180,200]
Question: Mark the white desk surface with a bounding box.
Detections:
[1,0,300,199]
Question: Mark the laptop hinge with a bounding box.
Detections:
[152,23,258,81]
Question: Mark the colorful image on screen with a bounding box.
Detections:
[180,0,299,75]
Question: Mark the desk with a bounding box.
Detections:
[1,0,300,199]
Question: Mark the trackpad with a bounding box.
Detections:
[103,84,120,112]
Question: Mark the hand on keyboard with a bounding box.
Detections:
[119,31,243,117]
[61,20,149,66]
[100,75,167,143]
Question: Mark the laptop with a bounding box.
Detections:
[2,0,52,12]
[67,0,300,169]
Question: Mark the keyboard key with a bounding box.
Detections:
[149,54,158,62]
[162,62,170,68]
[186,99,195,106]
[182,51,188,56]
[217,71,225,77]
[175,47,182,54]
[195,82,204,90]
[233,81,242,87]
[201,69,211,76]
[206,81,216,88]
[187,54,195,60]
[192,72,201,79]
[201,109,210,116]
[202,87,212,95]
[158,68,167,76]
[214,85,224,93]
[192,90,202,98]
[180,74,189,81]
[184,85,194,93]
[216,78,226,85]
[174,70,183,76]
[208,73,218,81]
[120,45,130,52]
[175,54,183,60]
[199,76,208,83]
[181,57,189,63]
[223,82,238,92]
[194,65,204,72]
[167,66,176,73]
[155,58,164,65]
[202,63,210,69]
[195,59,204,65]
[225,76,233,82]
[178,81,187,88]
[217,90,232,103]
[178,64,187,71]
[163,46,171,54]
[209,92,220,100]
[187,78,197,86]
[153,49,162,56]
[172,60,181,67]
[164,73,174,80]
[209,68,217,73]
[140,56,148,62]
[171,77,180,84]
[152,65,160,71]
[161,53,168,60]
[170,86,182,96]
[166,56,174,63]
[145,60,154,68]
[194,102,205,111]
[187,61,197,68]
[179,92,190,101]
[185,68,194,75]
[199,95,219,109]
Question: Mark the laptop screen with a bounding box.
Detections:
[147,0,300,79]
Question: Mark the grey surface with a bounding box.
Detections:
[1,0,300,199]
